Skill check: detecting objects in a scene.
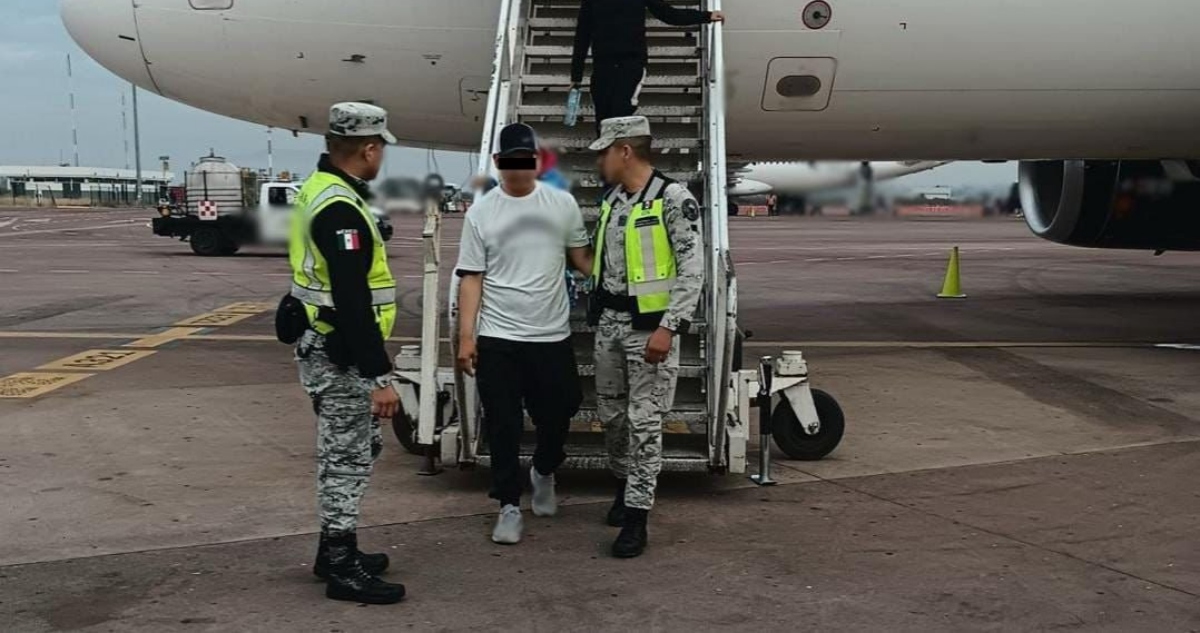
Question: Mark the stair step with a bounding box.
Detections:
[573,172,699,188]
[476,433,711,472]
[570,318,707,335]
[577,363,706,378]
[524,45,701,59]
[522,74,702,88]
[544,136,702,150]
[518,104,702,118]
[533,0,700,7]
[528,17,692,31]
[572,407,708,427]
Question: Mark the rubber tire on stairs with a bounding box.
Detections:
[770,388,845,461]
[391,385,426,456]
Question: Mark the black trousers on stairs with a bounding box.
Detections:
[590,58,647,133]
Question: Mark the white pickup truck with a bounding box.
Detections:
[153,180,392,256]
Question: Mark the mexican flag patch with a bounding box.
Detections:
[337,229,361,251]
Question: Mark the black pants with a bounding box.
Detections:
[590,58,646,134]
[476,336,582,506]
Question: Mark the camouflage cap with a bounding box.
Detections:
[589,116,652,151]
[329,102,397,145]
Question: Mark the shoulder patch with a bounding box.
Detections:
[336,228,362,251]
[682,198,700,221]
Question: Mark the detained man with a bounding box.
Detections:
[455,123,592,544]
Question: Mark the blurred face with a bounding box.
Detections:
[597,142,632,185]
[359,138,386,181]
[494,150,540,190]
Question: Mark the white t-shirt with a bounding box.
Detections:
[456,182,589,342]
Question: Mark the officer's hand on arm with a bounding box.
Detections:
[568,247,594,275]
[371,381,400,419]
[711,11,726,22]
[644,326,674,365]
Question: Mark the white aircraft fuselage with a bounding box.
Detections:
[62,0,1200,162]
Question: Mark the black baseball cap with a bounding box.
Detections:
[497,123,538,157]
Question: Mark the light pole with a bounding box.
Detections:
[132,84,143,205]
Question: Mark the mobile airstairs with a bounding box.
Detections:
[393,0,844,480]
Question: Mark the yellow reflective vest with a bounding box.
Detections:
[288,171,396,338]
[591,176,676,314]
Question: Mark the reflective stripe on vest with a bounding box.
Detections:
[287,171,397,338]
[591,175,675,314]
[289,283,397,308]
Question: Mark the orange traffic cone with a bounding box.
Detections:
[937,247,966,299]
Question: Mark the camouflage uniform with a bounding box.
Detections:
[594,179,704,510]
[296,329,384,536]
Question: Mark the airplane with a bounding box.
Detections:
[728,161,946,198]
[62,0,1200,250]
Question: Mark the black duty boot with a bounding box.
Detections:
[323,536,405,604]
[605,480,628,527]
[314,532,390,580]
[611,508,648,558]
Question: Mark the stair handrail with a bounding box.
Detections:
[703,0,733,469]
[476,0,524,181]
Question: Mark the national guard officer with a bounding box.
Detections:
[588,116,704,558]
[288,102,405,604]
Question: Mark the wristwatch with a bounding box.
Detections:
[372,374,394,391]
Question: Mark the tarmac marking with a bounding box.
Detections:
[0,372,93,399]
[174,302,274,328]
[0,330,1163,351]
[174,312,256,327]
[215,302,274,314]
[744,340,1153,349]
[124,327,203,349]
[0,222,141,238]
[38,349,156,372]
[0,331,144,340]
[48,269,90,275]
[187,333,426,343]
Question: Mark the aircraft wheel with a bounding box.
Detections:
[771,389,845,461]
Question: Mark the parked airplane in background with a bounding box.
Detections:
[729,161,945,198]
[62,0,1200,250]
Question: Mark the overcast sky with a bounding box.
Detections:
[0,0,1014,190]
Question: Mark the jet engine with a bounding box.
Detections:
[1018,160,1200,251]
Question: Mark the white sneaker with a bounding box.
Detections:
[530,465,558,517]
[491,504,523,545]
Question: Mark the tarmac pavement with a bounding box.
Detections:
[0,208,1197,631]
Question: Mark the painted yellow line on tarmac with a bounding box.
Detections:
[0,331,144,340]
[38,349,156,372]
[0,330,1160,350]
[742,341,1153,349]
[186,334,426,344]
[174,302,274,327]
[0,372,93,399]
[174,311,257,327]
[124,327,203,349]
[215,301,274,314]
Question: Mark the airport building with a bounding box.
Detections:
[0,166,174,206]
